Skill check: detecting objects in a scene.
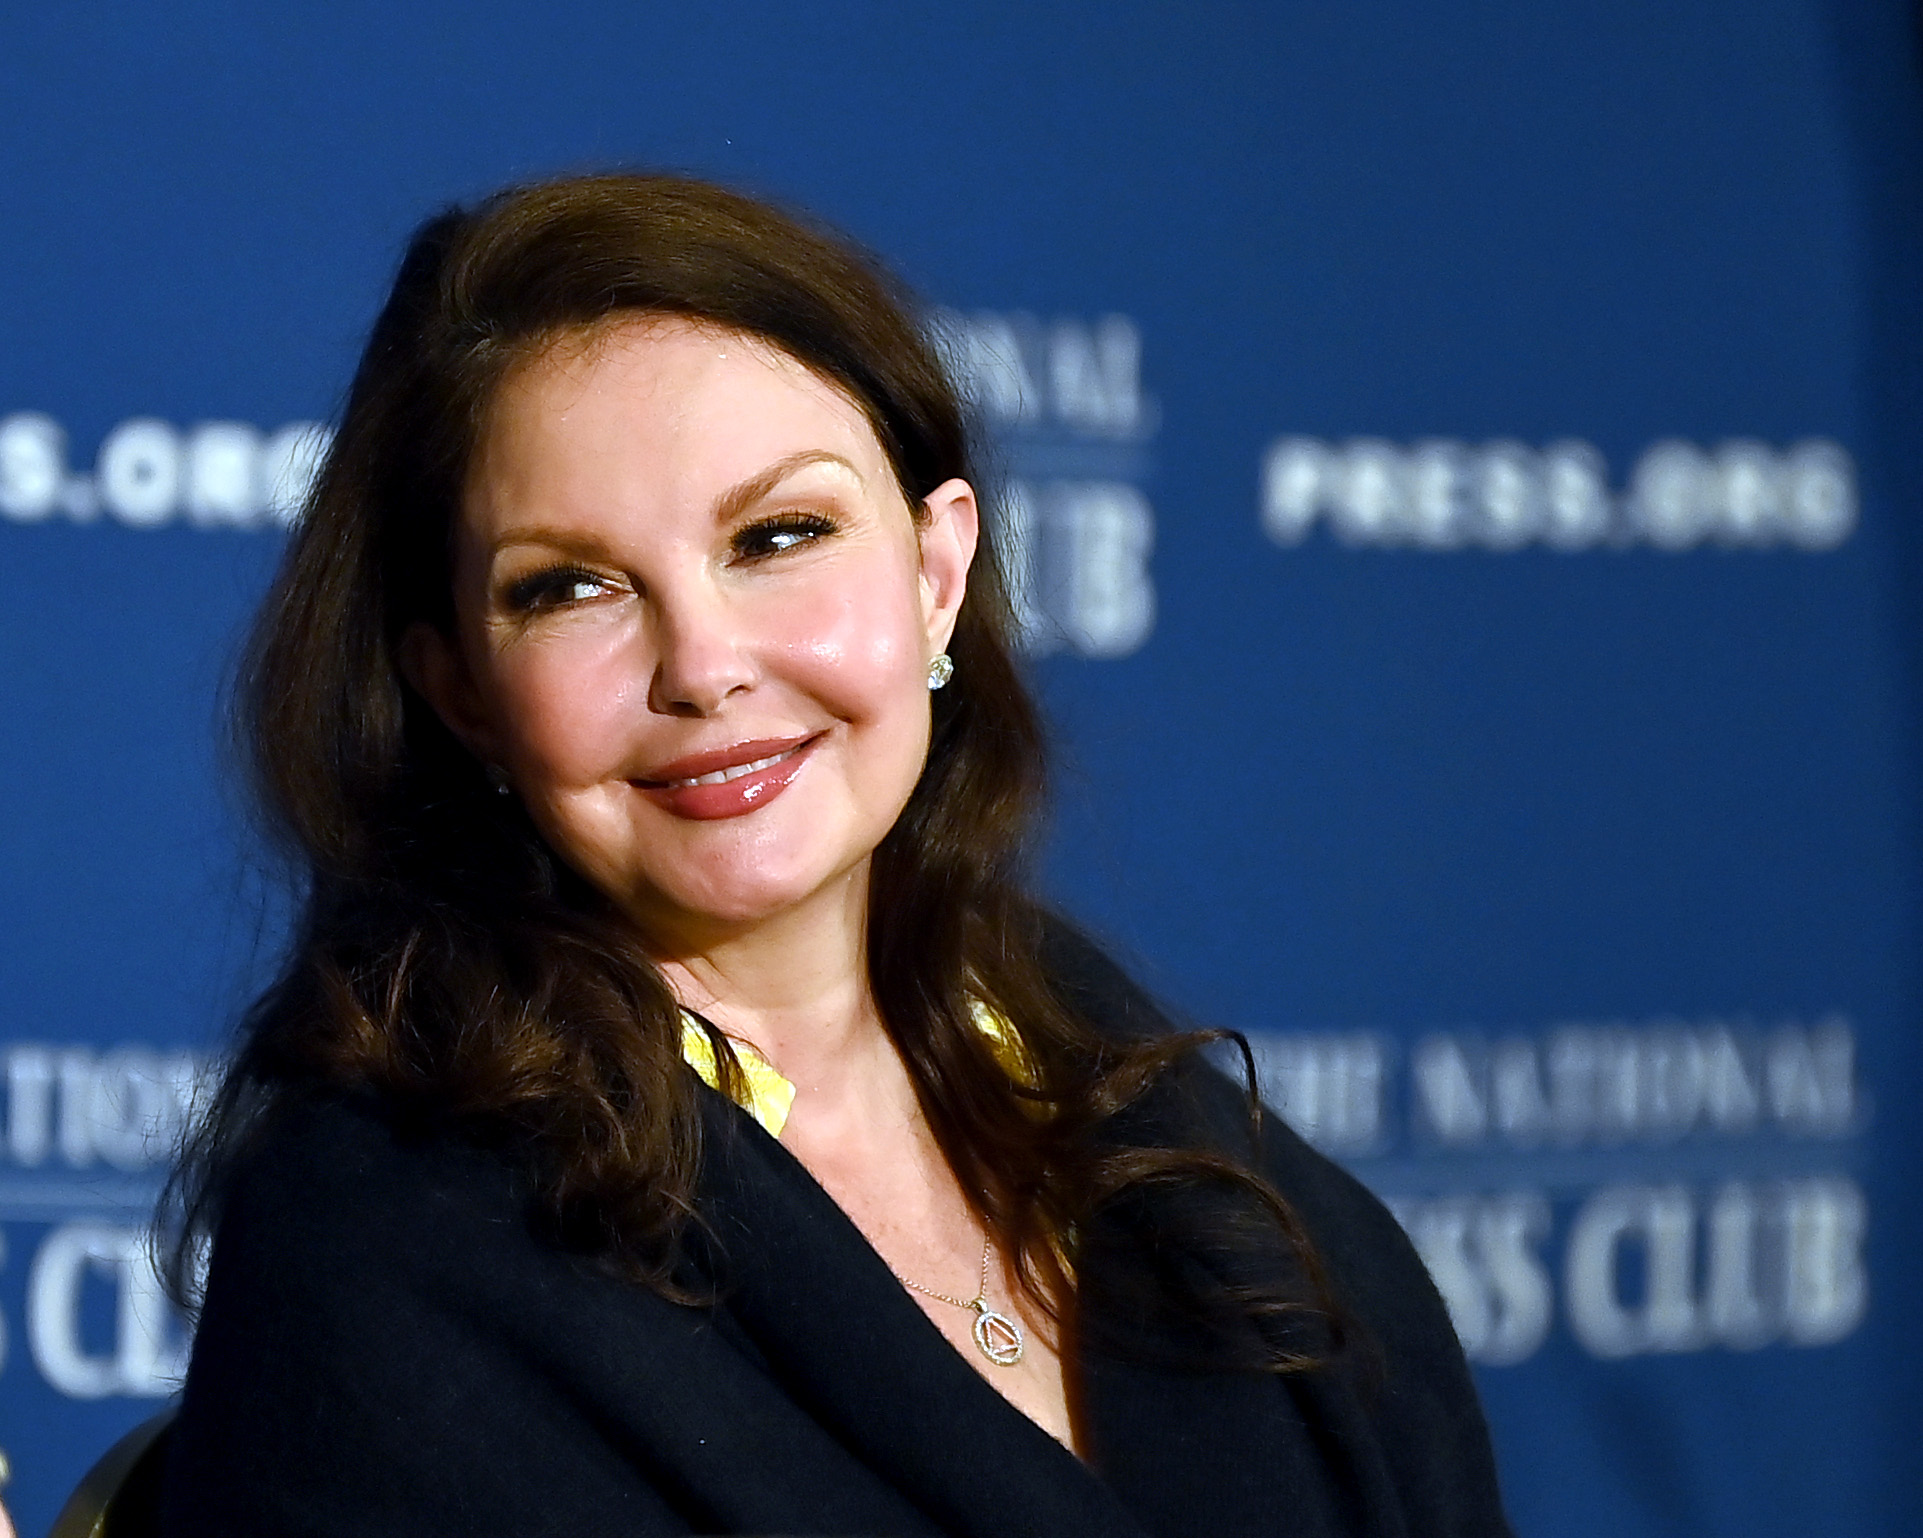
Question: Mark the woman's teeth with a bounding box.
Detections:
[671,747,795,788]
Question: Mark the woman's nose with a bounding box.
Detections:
[646,591,757,716]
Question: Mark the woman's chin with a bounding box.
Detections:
[622,871,849,941]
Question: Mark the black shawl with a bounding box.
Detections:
[158,936,1512,1537]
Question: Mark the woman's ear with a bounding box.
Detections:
[397,621,503,765]
[917,477,980,654]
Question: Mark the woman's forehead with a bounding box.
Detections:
[464,318,903,534]
[484,318,872,458]
[508,316,836,404]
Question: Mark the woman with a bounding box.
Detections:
[158,173,1511,1537]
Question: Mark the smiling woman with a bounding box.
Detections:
[151,173,1511,1538]
[405,321,976,945]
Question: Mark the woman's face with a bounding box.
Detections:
[404,316,978,948]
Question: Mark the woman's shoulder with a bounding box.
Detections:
[167,1093,712,1535]
[1038,915,1417,1261]
[202,1087,537,1304]
[1038,918,1465,1340]
[1041,917,1508,1526]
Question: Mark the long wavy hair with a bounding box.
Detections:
[167,172,1335,1370]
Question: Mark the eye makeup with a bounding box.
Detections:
[731,511,839,562]
[501,564,612,614]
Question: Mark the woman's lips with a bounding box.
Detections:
[633,734,821,821]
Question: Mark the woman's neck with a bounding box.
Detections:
[646,866,893,1101]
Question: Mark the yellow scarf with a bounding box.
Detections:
[678,1000,1030,1137]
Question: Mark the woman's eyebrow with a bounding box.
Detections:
[485,451,863,560]
[712,450,862,525]
[486,526,620,564]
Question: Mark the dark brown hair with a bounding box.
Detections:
[168,172,1334,1369]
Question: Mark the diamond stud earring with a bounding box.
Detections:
[927,653,954,691]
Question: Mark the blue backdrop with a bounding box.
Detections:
[1,4,1918,1534]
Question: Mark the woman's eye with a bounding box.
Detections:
[734,514,836,561]
[504,567,609,612]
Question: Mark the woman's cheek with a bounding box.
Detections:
[784,585,924,716]
[497,638,645,781]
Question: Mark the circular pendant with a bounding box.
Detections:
[972,1306,1026,1366]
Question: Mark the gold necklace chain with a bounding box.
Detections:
[892,1238,993,1312]
[890,1239,1027,1367]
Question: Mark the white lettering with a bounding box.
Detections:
[1473,441,1542,549]
[1782,440,1856,549]
[0,412,66,522]
[1397,1199,1488,1349]
[260,422,331,526]
[1261,437,1331,545]
[1566,1184,1703,1357]
[1540,440,1611,549]
[1476,1195,1555,1364]
[4,1042,211,1171]
[58,1049,95,1166]
[1559,1179,1868,1359]
[1782,1177,1868,1344]
[1700,1027,1763,1132]
[1490,1037,1553,1143]
[1710,440,1781,543]
[1260,435,1856,552]
[1395,1019,1852,1149]
[1405,439,1470,549]
[1628,440,1714,549]
[1248,1033,1386,1155]
[939,311,1149,436]
[1055,482,1155,658]
[1049,317,1144,436]
[1331,439,1405,544]
[4,1047,56,1166]
[1412,1036,1487,1145]
[1394,1193,1553,1365]
[942,312,1040,425]
[1705,1182,1774,1349]
[0,415,331,533]
[1766,1018,1855,1135]
[994,479,1157,658]
[185,421,266,528]
[98,419,183,529]
[27,1223,187,1399]
[88,1049,185,1171]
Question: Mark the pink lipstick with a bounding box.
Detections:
[633,734,820,821]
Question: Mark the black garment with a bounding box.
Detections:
[159,933,1512,1537]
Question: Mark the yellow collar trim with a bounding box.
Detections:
[679,999,1029,1138]
[678,1016,798,1137]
